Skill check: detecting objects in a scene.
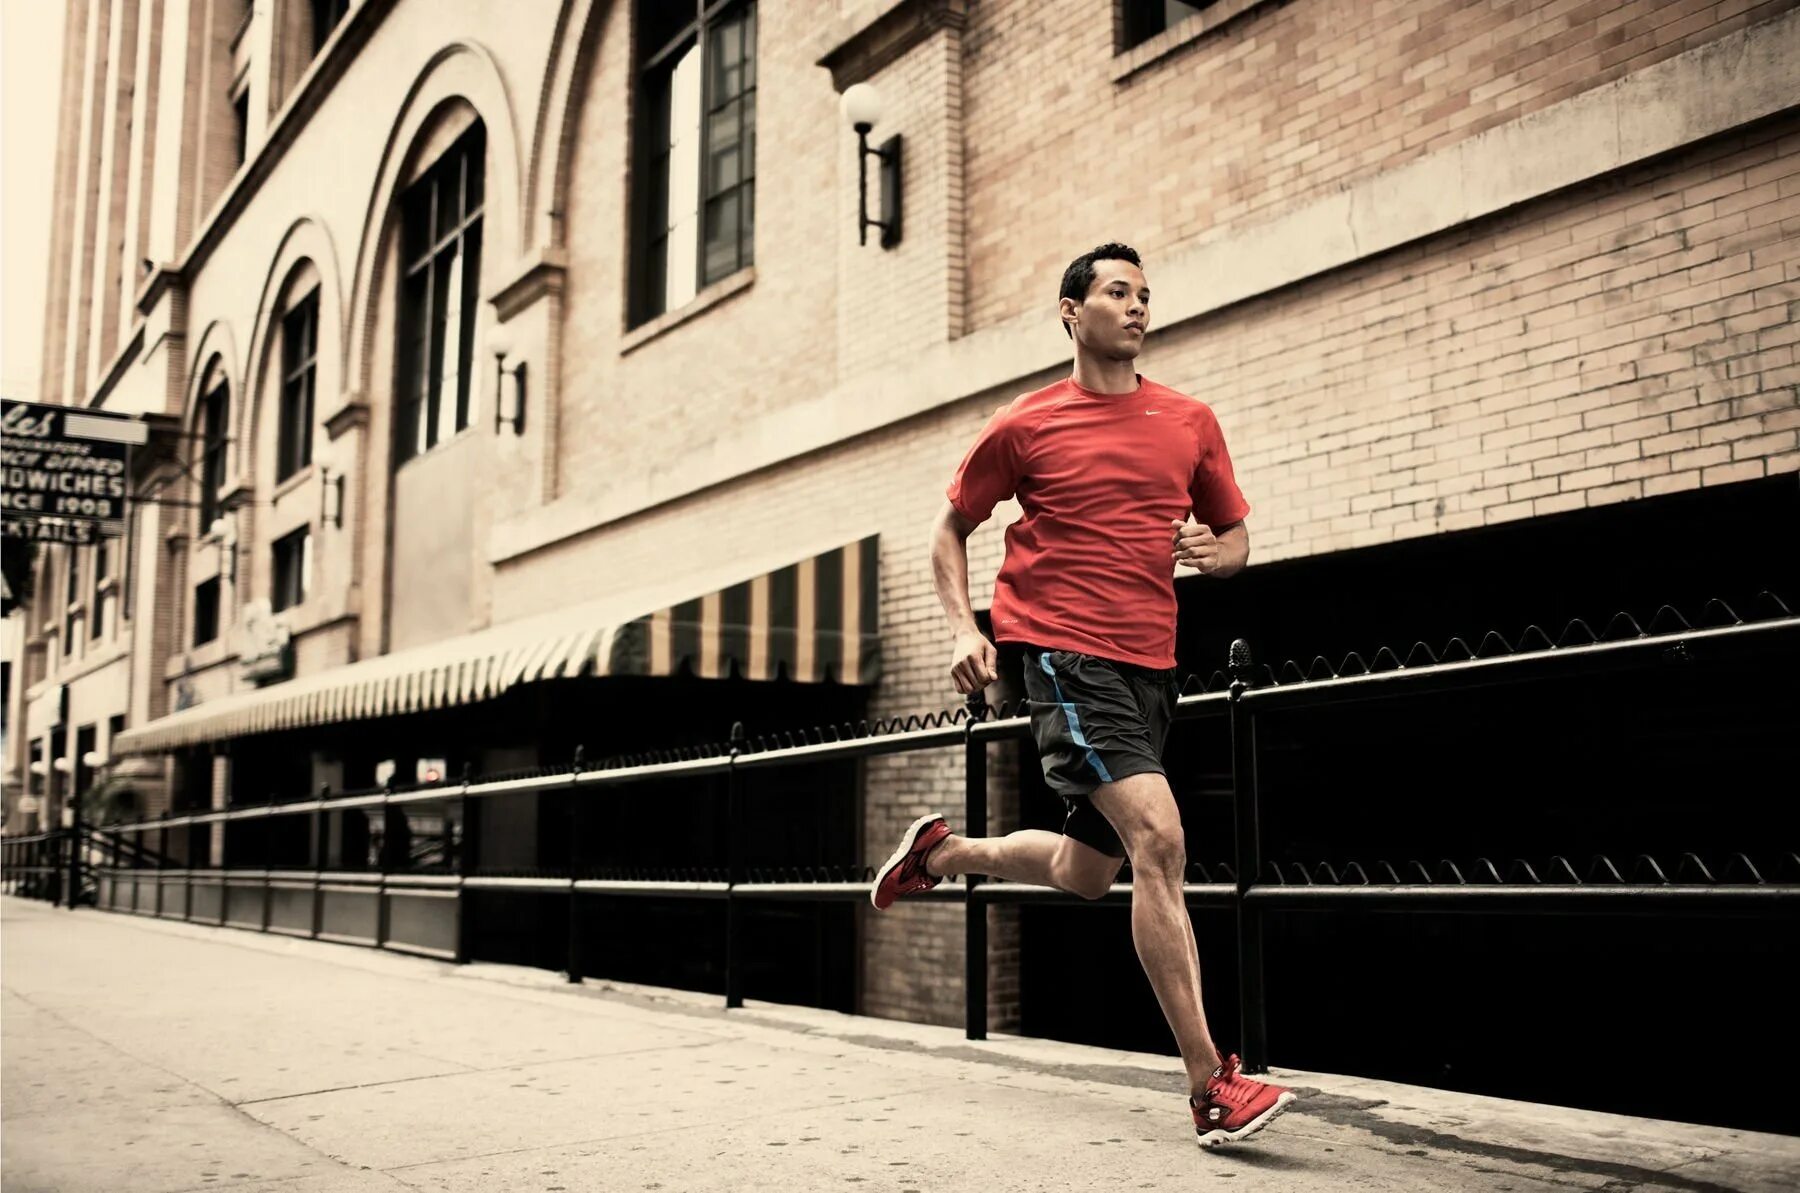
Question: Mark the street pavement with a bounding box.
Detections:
[3,895,1797,1192]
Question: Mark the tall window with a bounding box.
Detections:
[92,537,115,641]
[193,577,221,646]
[74,724,97,803]
[310,0,350,55]
[198,380,230,531]
[632,0,756,325]
[1118,0,1217,51]
[396,123,484,464]
[271,526,311,613]
[278,288,319,481]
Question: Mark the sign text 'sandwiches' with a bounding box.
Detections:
[2,399,146,544]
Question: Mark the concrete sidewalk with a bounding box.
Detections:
[3,897,1795,1193]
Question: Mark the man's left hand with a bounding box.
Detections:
[1172,518,1222,574]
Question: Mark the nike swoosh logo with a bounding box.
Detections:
[1145,410,1160,415]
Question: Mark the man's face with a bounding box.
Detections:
[1067,260,1150,360]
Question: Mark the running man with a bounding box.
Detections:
[871,243,1296,1149]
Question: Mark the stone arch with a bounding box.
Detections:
[240,216,346,476]
[342,40,525,401]
[178,331,237,539]
[524,0,613,252]
[183,323,240,465]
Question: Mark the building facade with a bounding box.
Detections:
[7,0,1798,1037]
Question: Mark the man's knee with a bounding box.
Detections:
[1062,867,1115,900]
[1049,841,1122,900]
[1129,824,1186,879]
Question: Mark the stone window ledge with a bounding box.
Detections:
[621,268,755,356]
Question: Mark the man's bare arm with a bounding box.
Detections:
[1172,517,1250,578]
[930,501,999,694]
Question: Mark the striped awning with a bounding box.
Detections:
[113,536,880,754]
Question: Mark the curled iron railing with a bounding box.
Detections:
[1257,851,1800,886]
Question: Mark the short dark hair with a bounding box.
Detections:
[1059,242,1143,338]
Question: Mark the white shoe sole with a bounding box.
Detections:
[1196,1090,1297,1149]
[870,814,946,910]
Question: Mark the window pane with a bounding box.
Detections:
[663,44,701,310]
[402,184,432,265]
[708,13,743,100]
[432,242,463,448]
[742,89,756,182]
[638,1,697,66]
[456,223,483,433]
[436,165,461,241]
[397,271,430,461]
[706,96,742,193]
[273,528,310,613]
[741,182,753,266]
[702,189,739,284]
[300,370,315,470]
[743,3,756,88]
[464,133,485,214]
[1121,0,1213,50]
[194,578,220,646]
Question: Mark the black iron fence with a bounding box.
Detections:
[6,594,1796,1073]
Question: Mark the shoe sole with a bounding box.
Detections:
[870,814,946,910]
[1196,1090,1297,1150]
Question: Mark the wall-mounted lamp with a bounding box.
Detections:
[320,466,345,529]
[82,751,107,770]
[488,327,527,436]
[842,83,902,250]
[29,760,48,778]
[52,757,72,775]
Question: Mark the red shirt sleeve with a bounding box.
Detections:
[946,403,1025,524]
[1189,406,1251,529]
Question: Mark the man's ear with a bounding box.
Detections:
[1059,296,1079,330]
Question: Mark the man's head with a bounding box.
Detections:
[1058,242,1149,359]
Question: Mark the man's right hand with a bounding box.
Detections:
[949,631,999,695]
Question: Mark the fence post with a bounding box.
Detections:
[1228,638,1270,1072]
[454,766,475,964]
[567,747,585,985]
[68,804,84,910]
[964,692,989,1041]
[725,722,746,1010]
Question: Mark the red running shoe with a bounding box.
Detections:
[1191,1054,1297,1149]
[870,814,952,910]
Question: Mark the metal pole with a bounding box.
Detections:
[964,692,989,1041]
[1228,639,1270,1072]
[312,785,328,940]
[67,807,83,911]
[567,747,585,985]
[455,765,475,964]
[725,722,746,1010]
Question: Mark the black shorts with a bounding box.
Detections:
[1020,645,1179,859]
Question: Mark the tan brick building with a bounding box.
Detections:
[7,0,1798,1033]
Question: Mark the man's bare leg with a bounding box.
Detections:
[1089,771,1222,1094]
[928,829,1124,901]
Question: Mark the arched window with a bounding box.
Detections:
[277,285,319,481]
[395,121,485,464]
[197,367,231,531]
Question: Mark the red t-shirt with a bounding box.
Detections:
[946,375,1250,669]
